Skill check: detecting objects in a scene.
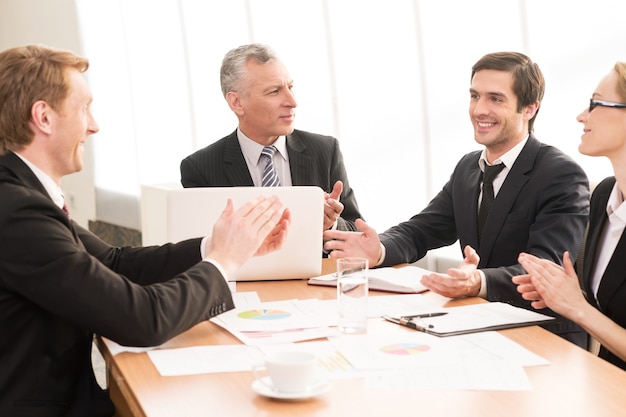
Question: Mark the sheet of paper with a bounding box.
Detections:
[306,292,451,321]
[329,331,498,370]
[328,331,549,370]
[211,314,338,345]
[328,331,543,390]
[146,341,361,379]
[232,291,260,307]
[309,265,432,293]
[365,360,533,391]
[367,292,452,317]
[141,331,543,392]
[212,298,338,344]
[215,299,331,331]
[460,331,549,367]
[147,345,264,376]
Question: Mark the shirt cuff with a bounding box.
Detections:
[200,236,230,283]
[375,242,386,267]
[477,269,487,299]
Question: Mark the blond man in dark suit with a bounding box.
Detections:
[0,44,289,417]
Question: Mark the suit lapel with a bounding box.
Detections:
[464,162,482,248]
[584,188,610,303]
[0,151,76,233]
[285,132,311,186]
[223,132,254,186]
[597,230,626,311]
[585,178,619,310]
[0,152,49,196]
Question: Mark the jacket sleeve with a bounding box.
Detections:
[379,163,462,266]
[1,194,234,347]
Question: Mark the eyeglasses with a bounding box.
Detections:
[589,99,626,112]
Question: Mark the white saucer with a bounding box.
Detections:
[251,377,331,400]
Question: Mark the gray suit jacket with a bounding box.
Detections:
[380,136,590,346]
[0,152,234,417]
[180,129,362,231]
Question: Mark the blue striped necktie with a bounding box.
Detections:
[260,146,280,187]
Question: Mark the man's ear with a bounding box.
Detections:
[225,91,244,116]
[30,100,53,135]
[524,102,540,121]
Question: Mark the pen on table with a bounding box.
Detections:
[401,312,448,319]
[382,315,430,332]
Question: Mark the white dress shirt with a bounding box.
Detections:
[237,129,292,186]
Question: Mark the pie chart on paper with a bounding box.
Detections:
[379,342,430,355]
[237,309,291,321]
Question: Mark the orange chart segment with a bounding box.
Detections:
[379,342,430,355]
[237,309,291,320]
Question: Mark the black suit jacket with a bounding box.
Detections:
[581,176,626,370]
[380,136,590,346]
[180,129,362,231]
[0,152,234,417]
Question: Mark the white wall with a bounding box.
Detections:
[1,0,624,240]
[73,0,625,235]
[0,0,96,228]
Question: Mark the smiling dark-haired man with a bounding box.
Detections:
[324,51,590,348]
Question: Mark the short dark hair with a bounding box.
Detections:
[471,52,544,132]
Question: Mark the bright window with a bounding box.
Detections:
[75,0,626,234]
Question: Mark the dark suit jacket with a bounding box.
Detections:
[379,136,590,346]
[581,176,626,370]
[180,129,362,231]
[0,152,234,417]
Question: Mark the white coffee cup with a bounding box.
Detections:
[253,351,317,393]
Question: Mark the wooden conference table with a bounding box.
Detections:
[97,259,626,417]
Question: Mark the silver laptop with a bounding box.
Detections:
[141,184,323,281]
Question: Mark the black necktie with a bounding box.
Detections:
[477,163,504,239]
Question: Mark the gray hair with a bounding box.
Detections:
[220,43,278,97]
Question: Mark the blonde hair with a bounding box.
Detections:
[0,45,89,154]
[614,62,626,103]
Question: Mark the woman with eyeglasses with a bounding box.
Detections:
[513,62,626,371]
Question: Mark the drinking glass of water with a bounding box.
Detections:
[336,257,368,334]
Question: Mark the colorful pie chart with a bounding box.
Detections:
[237,309,291,320]
[380,342,430,355]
